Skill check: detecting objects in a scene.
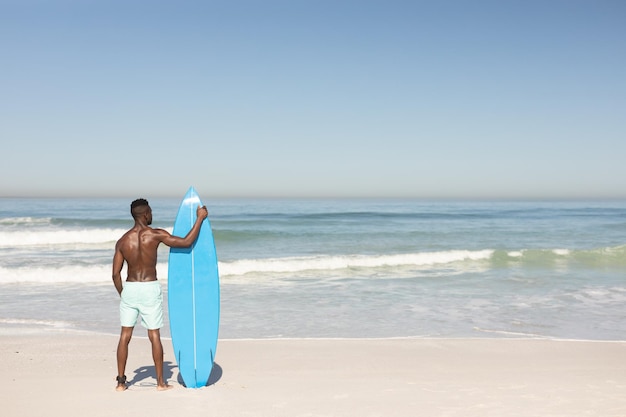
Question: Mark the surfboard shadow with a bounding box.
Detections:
[129,361,176,387]
[176,362,223,388]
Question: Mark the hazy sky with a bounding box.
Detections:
[2,0,625,199]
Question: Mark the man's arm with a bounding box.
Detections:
[112,245,125,296]
[161,205,209,248]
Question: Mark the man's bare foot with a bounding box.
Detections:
[115,375,128,392]
[157,383,173,391]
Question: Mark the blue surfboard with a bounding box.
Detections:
[168,186,220,388]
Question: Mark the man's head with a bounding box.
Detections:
[130,198,152,224]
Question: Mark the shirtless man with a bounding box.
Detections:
[112,198,208,391]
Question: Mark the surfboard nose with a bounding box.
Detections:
[183,186,201,205]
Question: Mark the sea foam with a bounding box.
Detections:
[218,250,494,276]
[0,229,127,247]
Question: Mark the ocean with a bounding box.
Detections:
[0,197,625,341]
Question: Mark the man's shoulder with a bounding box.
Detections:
[115,228,133,245]
[143,227,171,239]
[147,227,169,234]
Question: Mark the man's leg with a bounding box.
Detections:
[148,328,172,391]
[116,326,134,391]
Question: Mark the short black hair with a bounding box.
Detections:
[130,198,149,218]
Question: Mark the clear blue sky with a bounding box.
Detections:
[2,0,625,199]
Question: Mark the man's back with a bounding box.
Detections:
[116,225,165,282]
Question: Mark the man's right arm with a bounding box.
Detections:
[161,205,208,248]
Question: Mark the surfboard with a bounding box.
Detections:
[168,186,220,388]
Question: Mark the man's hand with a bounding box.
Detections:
[197,205,208,221]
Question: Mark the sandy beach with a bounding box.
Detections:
[2,332,625,417]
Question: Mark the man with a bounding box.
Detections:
[112,198,208,391]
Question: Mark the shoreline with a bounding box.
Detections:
[4,332,626,416]
[3,324,626,343]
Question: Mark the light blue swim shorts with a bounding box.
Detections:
[119,281,164,330]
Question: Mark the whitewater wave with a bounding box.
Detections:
[1,246,625,283]
[0,250,493,283]
[0,217,53,226]
[0,226,176,248]
[0,264,117,283]
[218,250,494,276]
[0,229,126,247]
